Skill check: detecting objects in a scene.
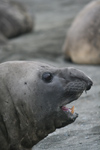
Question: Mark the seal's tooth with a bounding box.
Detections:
[70,106,74,114]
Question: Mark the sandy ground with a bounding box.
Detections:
[0,0,100,150]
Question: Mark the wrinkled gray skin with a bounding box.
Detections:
[0,0,33,43]
[0,61,93,150]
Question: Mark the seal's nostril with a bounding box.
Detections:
[86,80,93,91]
[86,85,91,91]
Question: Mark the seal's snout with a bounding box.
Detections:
[68,67,93,91]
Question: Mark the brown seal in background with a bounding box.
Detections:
[63,0,100,64]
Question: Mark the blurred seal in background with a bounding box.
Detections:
[0,0,33,44]
[63,0,100,65]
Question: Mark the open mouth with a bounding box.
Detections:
[61,105,75,114]
[60,92,84,116]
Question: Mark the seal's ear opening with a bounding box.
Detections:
[42,72,53,83]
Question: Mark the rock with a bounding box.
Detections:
[63,0,100,65]
[0,0,33,41]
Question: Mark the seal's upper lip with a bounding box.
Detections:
[60,92,84,115]
[60,92,83,107]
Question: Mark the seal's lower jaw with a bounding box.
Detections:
[54,106,78,129]
[61,105,78,121]
[58,92,84,126]
[54,95,82,129]
[61,105,78,120]
[54,109,78,129]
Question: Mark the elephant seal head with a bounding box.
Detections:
[0,61,93,150]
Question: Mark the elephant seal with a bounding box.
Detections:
[0,61,93,150]
[0,0,33,42]
[63,0,100,64]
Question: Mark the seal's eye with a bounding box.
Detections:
[42,72,53,83]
